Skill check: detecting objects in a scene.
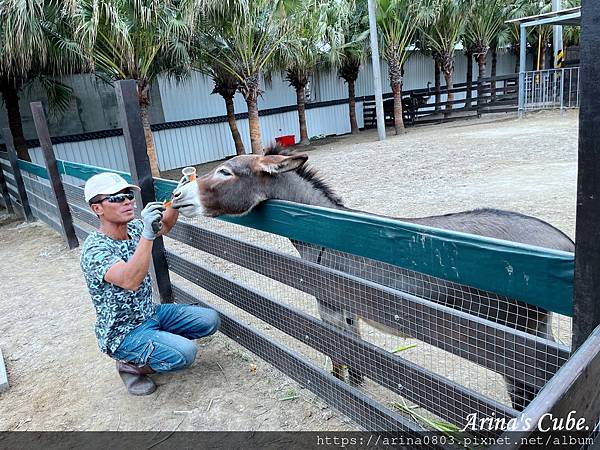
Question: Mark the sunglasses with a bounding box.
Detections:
[94,190,135,204]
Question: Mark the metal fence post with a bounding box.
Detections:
[0,153,14,215]
[573,0,600,350]
[1,128,34,222]
[30,102,79,249]
[114,80,173,304]
[559,68,565,112]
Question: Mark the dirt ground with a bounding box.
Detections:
[0,110,578,431]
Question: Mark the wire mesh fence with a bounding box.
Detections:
[524,67,580,111]
[9,161,578,439]
[162,214,573,435]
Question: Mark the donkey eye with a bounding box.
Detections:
[217,168,232,177]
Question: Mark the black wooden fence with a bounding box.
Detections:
[363,74,519,128]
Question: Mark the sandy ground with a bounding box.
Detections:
[0,110,578,431]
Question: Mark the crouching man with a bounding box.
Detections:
[79,172,220,395]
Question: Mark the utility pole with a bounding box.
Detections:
[553,0,564,68]
[367,0,386,141]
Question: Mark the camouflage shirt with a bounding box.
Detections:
[80,219,156,354]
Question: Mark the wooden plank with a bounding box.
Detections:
[26,189,58,215]
[0,348,8,393]
[490,325,600,450]
[171,284,443,436]
[0,160,12,174]
[115,80,172,304]
[73,222,91,242]
[30,204,62,235]
[7,185,20,204]
[69,201,100,229]
[2,128,33,221]
[18,159,49,179]
[167,250,517,433]
[478,74,520,83]
[31,102,78,249]
[168,221,570,388]
[0,160,14,215]
[573,0,600,350]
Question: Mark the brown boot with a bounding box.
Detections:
[116,361,156,396]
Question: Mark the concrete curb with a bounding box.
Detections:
[0,348,9,393]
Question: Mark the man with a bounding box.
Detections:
[80,172,220,396]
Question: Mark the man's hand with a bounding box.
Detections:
[141,202,166,241]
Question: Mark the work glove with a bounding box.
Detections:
[141,201,166,240]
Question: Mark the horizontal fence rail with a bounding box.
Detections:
[363,75,519,128]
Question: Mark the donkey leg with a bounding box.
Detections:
[316,299,363,384]
[507,377,539,411]
[507,311,554,411]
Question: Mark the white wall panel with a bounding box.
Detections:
[20,52,516,173]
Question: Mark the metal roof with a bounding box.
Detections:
[505,6,581,27]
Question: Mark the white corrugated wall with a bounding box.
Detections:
[25,51,516,173]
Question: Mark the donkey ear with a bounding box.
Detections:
[258,153,308,174]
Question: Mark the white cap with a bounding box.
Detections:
[84,172,140,203]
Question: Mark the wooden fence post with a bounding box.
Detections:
[30,102,79,250]
[114,80,173,304]
[476,78,483,118]
[573,0,600,350]
[1,128,34,222]
[0,152,14,215]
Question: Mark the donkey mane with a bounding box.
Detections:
[264,146,345,208]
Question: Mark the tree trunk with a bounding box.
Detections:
[245,91,263,154]
[0,80,30,161]
[296,85,309,145]
[514,47,520,74]
[434,58,441,113]
[392,82,405,134]
[138,101,161,177]
[443,70,454,118]
[348,78,359,134]
[540,45,547,71]
[465,50,474,108]
[491,48,497,100]
[224,95,245,155]
[477,52,487,80]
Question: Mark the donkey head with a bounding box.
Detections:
[170,152,309,218]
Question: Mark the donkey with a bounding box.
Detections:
[169,147,575,411]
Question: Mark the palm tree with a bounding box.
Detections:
[193,39,246,155]
[0,0,85,161]
[337,0,369,134]
[506,0,536,73]
[422,0,467,116]
[76,0,206,176]
[465,0,505,80]
[376,0,433,134]
[415,16,441,112]
[210,66,245,155]
[283,0,354,145]
[201,0,289,154]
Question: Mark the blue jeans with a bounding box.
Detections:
[112,304,220,373]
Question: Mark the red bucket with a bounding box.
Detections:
[275,135,296,147]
